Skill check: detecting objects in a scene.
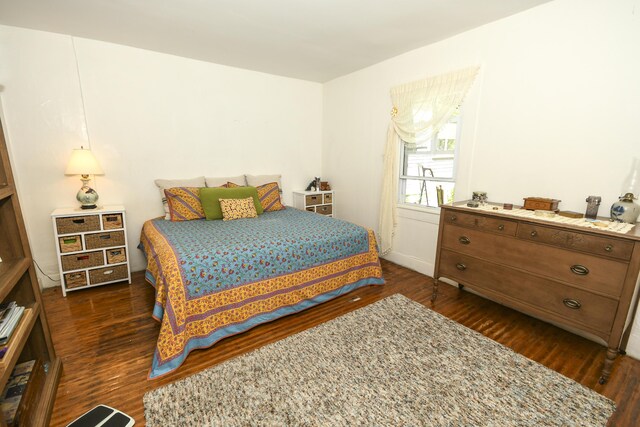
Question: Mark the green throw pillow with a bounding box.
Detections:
[200,187,264,220]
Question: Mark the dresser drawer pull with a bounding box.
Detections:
[570,264,589,275]
[99,235,112,240]
[72,218,85,224]
[63,238,78,244]
[497,224,504,231]
[77,255,89,261]
[458,236,470,245]
[450,215,457,221]
[103,270,114,275]
[455,263,467,271]
[530,230,538,237]
[604,245,613,252]
[563,298,582,309]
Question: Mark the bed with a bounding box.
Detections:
[140,207,384,378]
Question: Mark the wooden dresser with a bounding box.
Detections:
[433,202,640,384]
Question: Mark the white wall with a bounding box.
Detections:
[323,0,640,357]
[0,26,323,281]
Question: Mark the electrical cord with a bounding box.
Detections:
[33,259,60,283]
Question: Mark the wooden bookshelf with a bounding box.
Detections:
[0,118,61,426]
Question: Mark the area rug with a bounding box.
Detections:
[144,294,615,426]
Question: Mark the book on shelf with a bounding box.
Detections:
[1,359,45,426]
[0,345,8,360]
[0,302,17,328]
[0,304,25,346]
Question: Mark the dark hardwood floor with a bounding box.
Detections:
[43,260,640,426]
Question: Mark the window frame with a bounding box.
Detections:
[397,113,463,210]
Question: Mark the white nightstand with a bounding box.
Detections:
[51,205,131,296]
[293,190,334,217]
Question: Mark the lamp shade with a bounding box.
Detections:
[65,147,104,175]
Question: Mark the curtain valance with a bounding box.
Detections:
[378,66,480,255]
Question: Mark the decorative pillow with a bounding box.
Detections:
[219,197,258,221]
[155,176,206,220]
[200,187,264,220]
[256,182,285,212]
[164,187,205,221]
[205,175,247,188]
[226,181,241,188]
[246,174,282,192]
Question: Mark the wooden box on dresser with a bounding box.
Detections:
[433,201,640,384]
[293,190,334,216]
[0,119,61,426]
[51,206,131,296]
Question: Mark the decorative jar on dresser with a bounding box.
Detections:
[51,205,131,296]
[433,201,640,384]
[293,190,334,217]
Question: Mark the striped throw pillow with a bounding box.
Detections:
[256,182,285,212]
[164,187,205,221]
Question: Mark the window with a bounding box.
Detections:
[398,110,461,208]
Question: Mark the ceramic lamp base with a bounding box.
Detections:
[76,176,99,210]
[610,193,640,224]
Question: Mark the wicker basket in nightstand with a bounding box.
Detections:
[58,235,82,253]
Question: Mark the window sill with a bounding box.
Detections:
[396,204,441,225]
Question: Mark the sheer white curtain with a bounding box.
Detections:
[378,67,480,255]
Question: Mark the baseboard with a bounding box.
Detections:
[41,281,60,289]
[37,271,61,289]
[382,251,434,277]
[625,330,640,360]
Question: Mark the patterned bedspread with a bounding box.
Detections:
[140,208,384,378]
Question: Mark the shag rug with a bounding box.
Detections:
[144,294,615,426]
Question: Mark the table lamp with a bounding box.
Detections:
[65,146,104,209]
[610,157,640,223]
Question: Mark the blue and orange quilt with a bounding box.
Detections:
[140,208,384,378]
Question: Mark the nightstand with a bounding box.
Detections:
[293,190,334,217]
[51,205,131,296]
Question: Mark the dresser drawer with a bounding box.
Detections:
[102,213,123,230]
[55,215,100,234]
[61,251,103,272]
[323,193,333,204]
[85,230,125,249]
[443,210,517,236]
[63,271,87,289]
[106,247,127,264]
[89,264,129,285]
[517,223,634,261]
[305,194,322,206]
[316,205,333,215]
[438,249,618,335]
[442,224,628,297]
[58,235,82,253]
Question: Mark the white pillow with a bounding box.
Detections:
[245,174,282,189]
[155,176,206,220]
[205,175,247,187]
